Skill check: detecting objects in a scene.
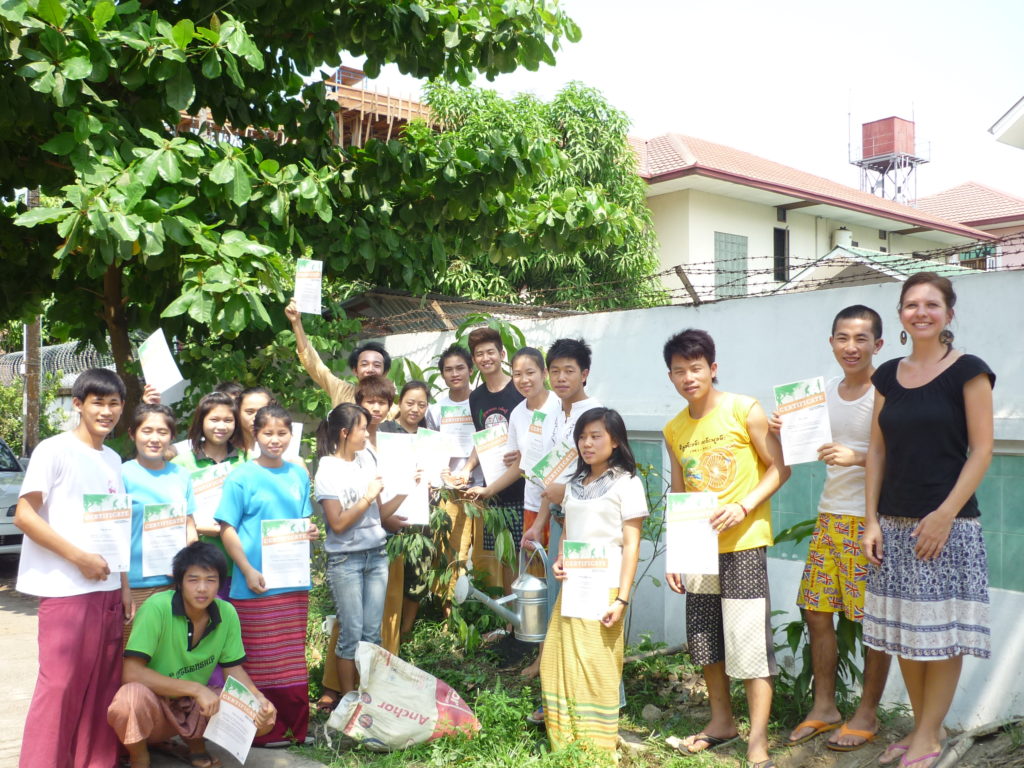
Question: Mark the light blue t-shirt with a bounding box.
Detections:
[214,461,312,600]
[122,460,197,589]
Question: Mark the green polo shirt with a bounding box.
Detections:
[125,590,246,686]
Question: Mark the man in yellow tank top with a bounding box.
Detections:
[662,329,790,768]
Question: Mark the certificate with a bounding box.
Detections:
[293,257,323,314]
[141,502,187,578]
[471,423,509,487]
[528,441,578,488]
[665,492,719,575]
[376,431,417,495]
[519,409,549,478]
[416,427,450,485]
[774,376,832,465]
[138,329,184,395]
[190,462,234,529]
[260,519,311,590]
[82,494,131,572]
[560,541,611,621]
[204,675,259,765]
[395,481,430,526]
[438,404,474,458]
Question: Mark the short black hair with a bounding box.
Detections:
[545,338,591,372]
[348,342,391,374]
[239,386,276,408]
[253,403,292,432]
[172,541,227,591]
[129,403,176,436]
[663,329,717,383]
[72,368,126,401]
[214,381,243,401]
[831,305,883,339]
[437,344,472,371]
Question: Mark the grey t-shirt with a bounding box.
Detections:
[314,452,386,553]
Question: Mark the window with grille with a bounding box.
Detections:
[714,232,748,298]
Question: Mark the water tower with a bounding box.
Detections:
[851,117,928,204]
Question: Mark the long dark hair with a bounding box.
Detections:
[571,407,637,480]
[316,402,370,458]
[187,391,240,456]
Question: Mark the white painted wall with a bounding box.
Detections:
[382,269,1024,727]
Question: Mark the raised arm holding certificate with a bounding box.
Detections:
[471,423,509,486]
[204,676,260,764]
[665,492,719,575]
[82,493,132,572]
[293,257,324,314]
[774,375,832,466]
[260,519,311,590]
[138,328,184,395]
[141,502,187,578]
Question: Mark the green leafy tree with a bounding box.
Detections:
[0,0,581,417]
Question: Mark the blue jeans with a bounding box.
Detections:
[327,546,389,659]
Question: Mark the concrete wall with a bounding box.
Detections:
[382,269,1024,727]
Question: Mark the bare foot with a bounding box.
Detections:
[520,658,540,680]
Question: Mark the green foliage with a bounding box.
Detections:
[425,81,665,310]
[0,0,580,418]
[0,373,64,456]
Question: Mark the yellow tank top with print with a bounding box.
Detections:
[662,392,772,553]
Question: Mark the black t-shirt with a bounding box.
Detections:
[468,379,525,508]
[873,354,995,519]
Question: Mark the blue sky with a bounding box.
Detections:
[350,0,1024,200]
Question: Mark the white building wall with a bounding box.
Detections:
[382,269,1024,727]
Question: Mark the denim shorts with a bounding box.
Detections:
[327,545,389,659]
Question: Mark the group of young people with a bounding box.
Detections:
[14,271,992,768]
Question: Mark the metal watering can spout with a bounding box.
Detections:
[452,544,550,643]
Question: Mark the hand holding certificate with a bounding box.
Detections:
[204,676,261,764]
[665,493,719,575]
[260,519,311,590]
[82,493,132,573]
[190,462,234,530]
[439,404,474,458]
[528,441,577,489]
[293,257,324,314]
[774,376,832,466]
[471,424,509,487]
[138,329,184,395]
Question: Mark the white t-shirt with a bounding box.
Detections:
[546,396,602,486]
[16,431,125,597]
[314,451,386,553]
[506,392,560,511]
[563,472,649,587]
[817,377,873,518]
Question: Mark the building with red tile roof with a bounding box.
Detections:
[914,181,1024,268]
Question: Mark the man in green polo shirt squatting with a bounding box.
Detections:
[107,542,276,767]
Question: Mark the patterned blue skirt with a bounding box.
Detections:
[863,515,990,660]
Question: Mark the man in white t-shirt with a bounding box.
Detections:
[521,338,601,553]
[773,306,893,753]
[14,368,129,768]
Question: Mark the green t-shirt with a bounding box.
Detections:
[125,590,246,685]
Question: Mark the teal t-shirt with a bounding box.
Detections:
[122,460,197,589]
[125,590,246,685]
[214,460,312,600]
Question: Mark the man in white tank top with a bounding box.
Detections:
[776,306,893,753]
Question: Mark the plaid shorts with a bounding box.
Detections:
[796,513,867,622]
[482,502,524,553]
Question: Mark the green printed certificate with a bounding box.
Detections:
[561,540,611,621]
[471,423,509,486]
[773,376,832,465]
[665,492,719,575]
[205,675,259,764]
[528,441,577,488]
[141,502,187,578]
[82,493,131,572]
[260,518,310,590]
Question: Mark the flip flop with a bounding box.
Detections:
[878,743,909,765]
[667,732,739,754]
[786,719,841,747]
[901,750,941,767]
[827,722,879,752]
[186,753,221,768]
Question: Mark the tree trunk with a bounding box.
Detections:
[102,264,141,433]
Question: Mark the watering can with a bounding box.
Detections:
[453,544,550,643]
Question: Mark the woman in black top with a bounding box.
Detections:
[862,272,994,768]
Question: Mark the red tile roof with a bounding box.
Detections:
[630,134,992,241]
[914,181,1024,226]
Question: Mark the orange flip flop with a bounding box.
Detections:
[826,722,878,752]
[786,719,841,746]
